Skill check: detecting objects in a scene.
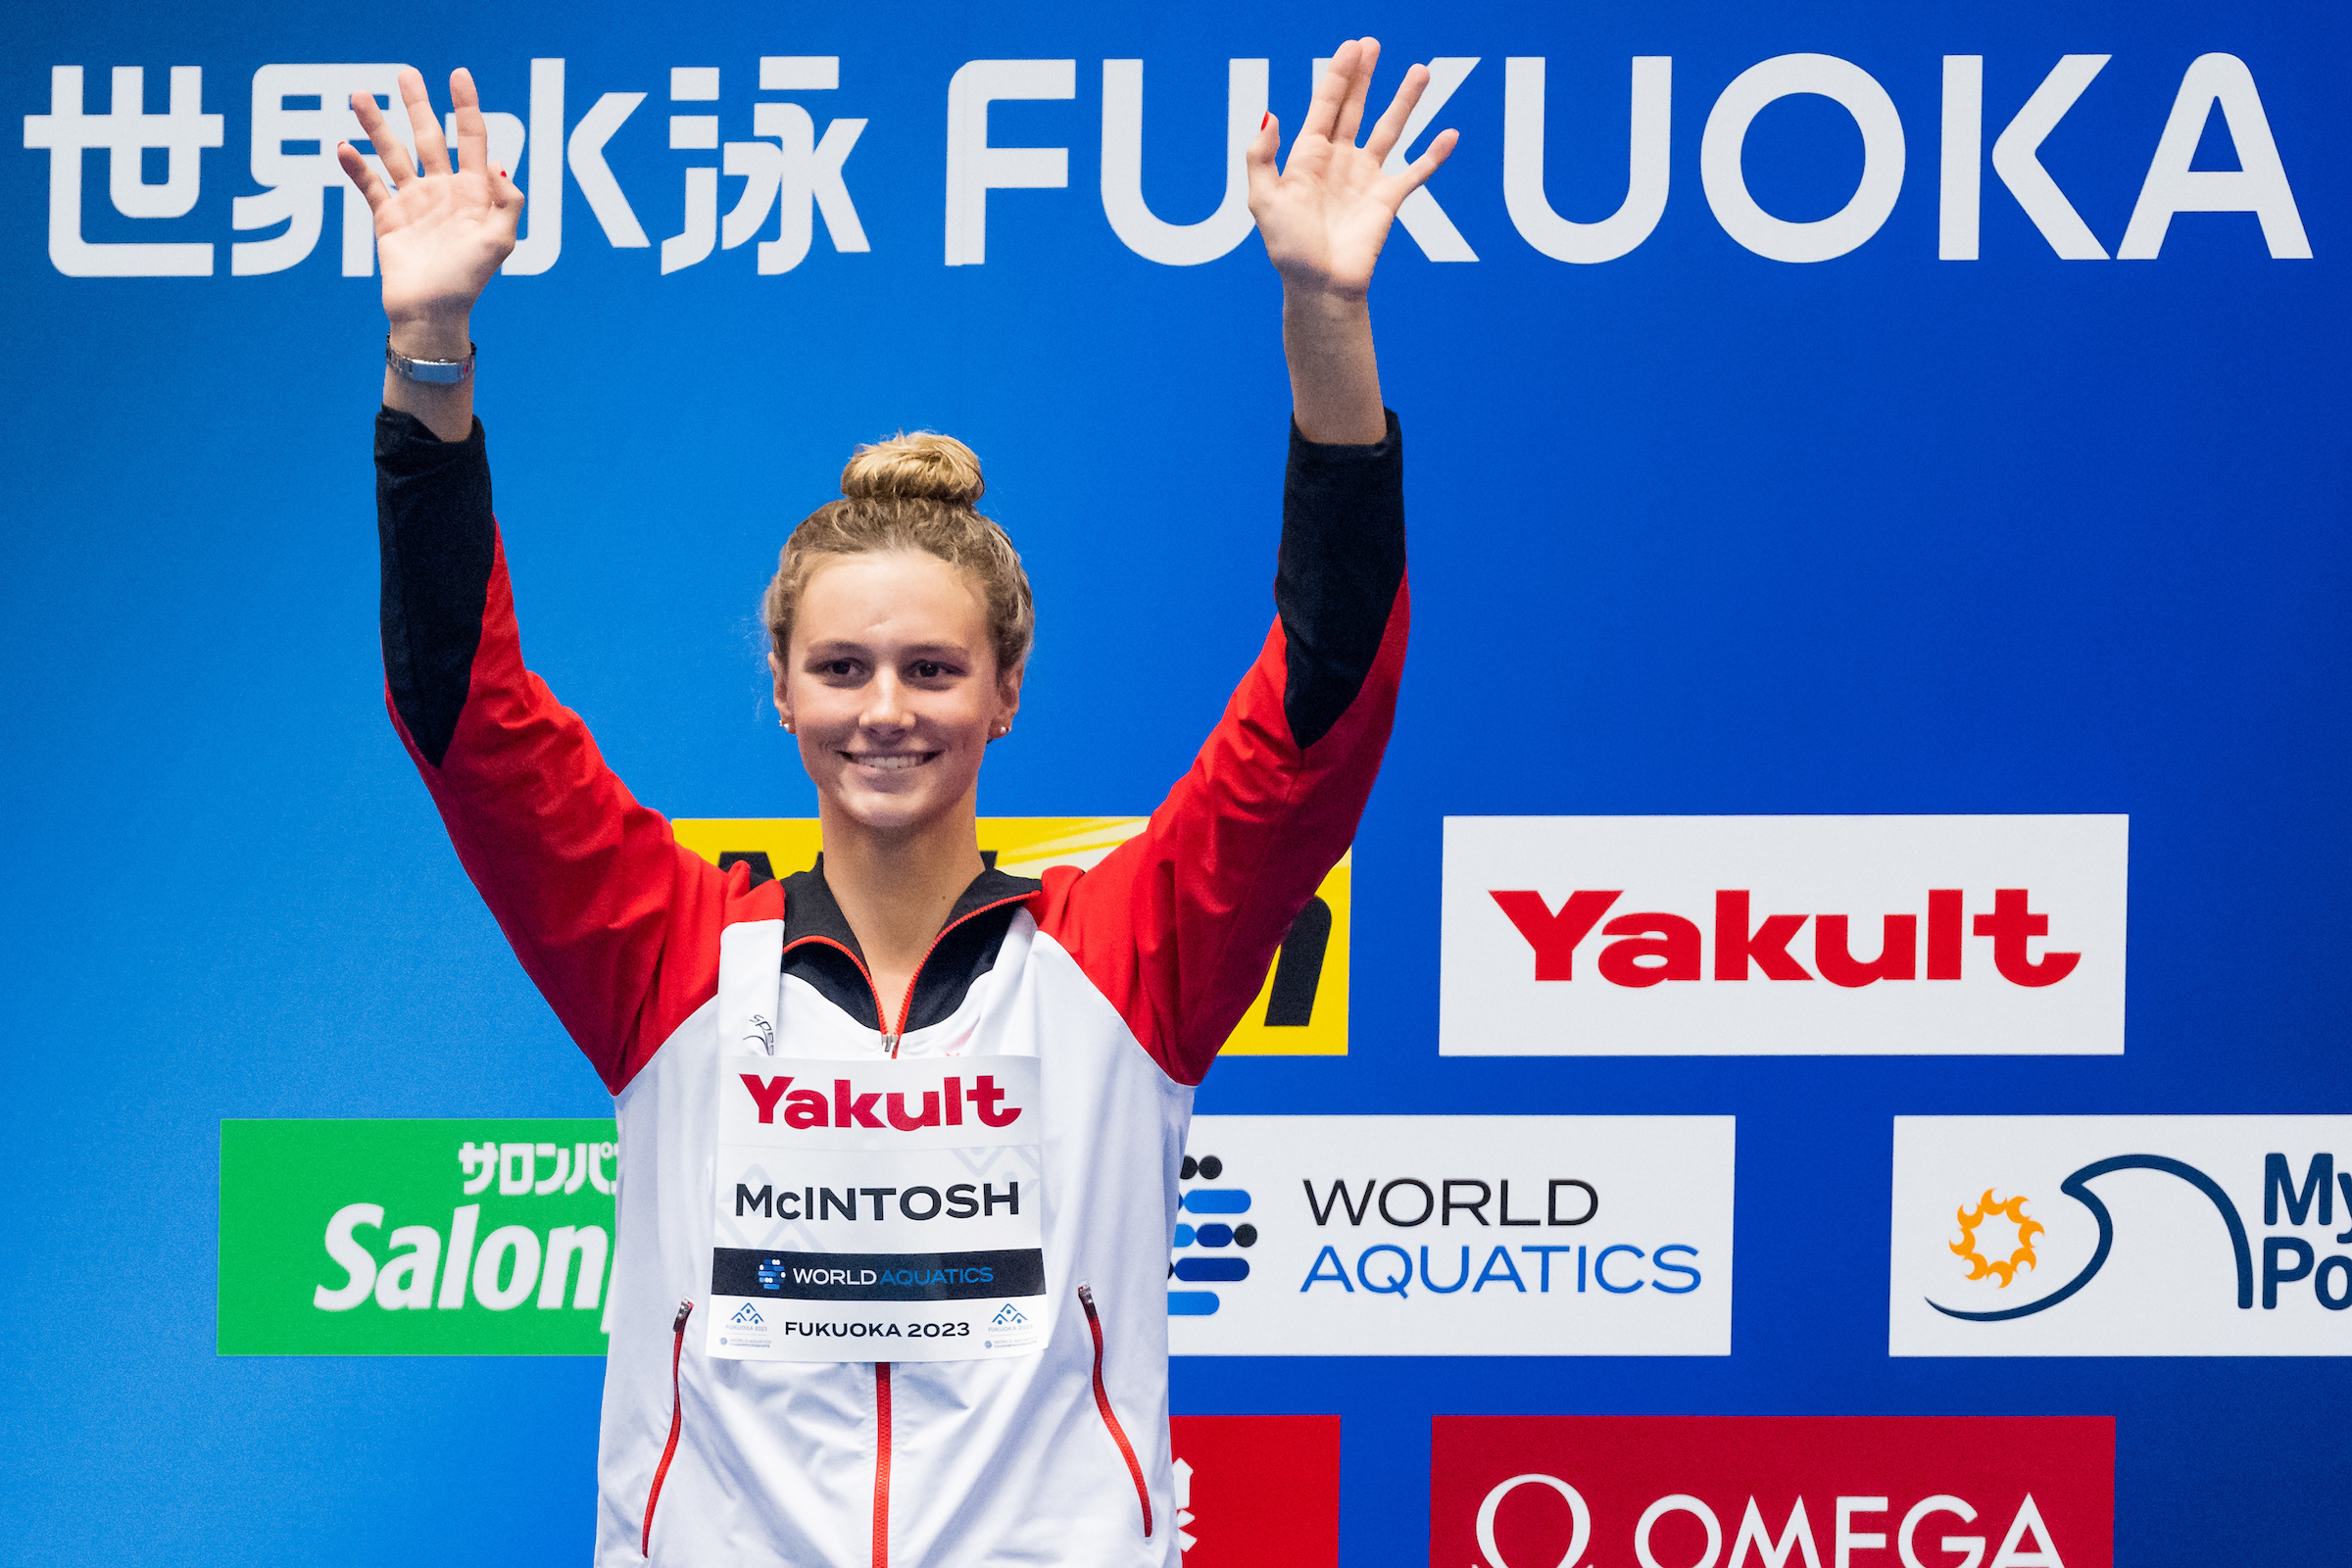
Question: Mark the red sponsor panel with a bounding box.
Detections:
[1170,1415,1341,1568]
[1432,1416,2111,1568]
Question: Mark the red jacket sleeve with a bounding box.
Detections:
[1033,414,1409,1085]
[377,410,775,1093]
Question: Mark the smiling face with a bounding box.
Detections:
[771,549,1022,838]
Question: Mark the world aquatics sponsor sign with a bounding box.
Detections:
[1890,1116,2352,1356]
[1442,815,2126,1055]
[1166,1116,1732,1356]
[676,818,1348,1056]
[219,1119,616,1354]
[1432,1416,2112,1568]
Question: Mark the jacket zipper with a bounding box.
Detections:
[789,889,1038,1568]
[641,1299,694,1557]
[1077,1284,1153,1537]
[871,1361,894,1568]
[881,892,1036,1055]
[791,892,1036,1058]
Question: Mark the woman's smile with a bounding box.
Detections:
[845,750,944,773]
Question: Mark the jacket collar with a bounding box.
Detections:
[781,854,1044,967]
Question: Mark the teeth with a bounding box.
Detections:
[853,754,931,771]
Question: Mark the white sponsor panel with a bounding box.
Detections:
[1167,1116,1733,1356]
[709,1056,1049,1362]
[1891,1115,2352,1356]
[1441,814,2127,1055]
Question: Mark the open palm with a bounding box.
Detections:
[336,67,521,330]
[1248,39,1458,299]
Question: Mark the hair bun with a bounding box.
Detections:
[841,431,985,506]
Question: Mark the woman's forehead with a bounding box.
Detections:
[795,550,988,641]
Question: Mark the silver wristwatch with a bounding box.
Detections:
[385,336,476,385]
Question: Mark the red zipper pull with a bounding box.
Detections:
[1077,1282,1099,1320]
[672,1299,693,1333]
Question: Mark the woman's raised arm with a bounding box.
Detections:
[1032,42,1446,1084]
[1248,38,1457,443]
[338,68,520,441]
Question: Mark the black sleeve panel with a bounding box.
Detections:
[376,408,495,768]
[1276,410,1406,750]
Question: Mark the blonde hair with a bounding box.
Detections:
[763,432,1035,676]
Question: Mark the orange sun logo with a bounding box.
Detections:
[1950,1189,2043,1287]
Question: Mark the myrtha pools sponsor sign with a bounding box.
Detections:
[1442,815,2127,1055]
[1432,1416,2112,1568]
[1166,1117,1733,1356]
[219,1119,616,1354]
[1892,1116,2352,1355]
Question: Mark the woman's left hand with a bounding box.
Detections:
[1248,38,1458,301]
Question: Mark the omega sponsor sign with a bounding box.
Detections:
[1432,1416,2113,1568]
[1441,815,2127,1055]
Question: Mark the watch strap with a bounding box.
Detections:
[385,337,476,386]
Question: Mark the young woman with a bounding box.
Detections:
[347,39,1449,1567]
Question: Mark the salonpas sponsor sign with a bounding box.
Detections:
[219,1119,616,1354]
[1168,1116,1734,1356]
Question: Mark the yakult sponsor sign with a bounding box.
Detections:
[1167,1116,1732,1356]
[1442,816,2127,1055]
[1892,1116,2352,1356]
[1433,1416,2112,1568]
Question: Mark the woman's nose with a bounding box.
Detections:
[861,674,914,731]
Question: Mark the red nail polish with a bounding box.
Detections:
[1261,112,1271,129]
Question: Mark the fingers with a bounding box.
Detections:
[1299,38,1359,143]
[1379,125,1458,207]
[1334,36,1380,144]
[400,66,451,177]
[1363,62,1430,165]
[449,66,491,177]
[349,87,416,185]
[1245,111,1280,210]
[334,142,392,212]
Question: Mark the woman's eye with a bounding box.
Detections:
[824,660,857,677]
[912,661,945,679]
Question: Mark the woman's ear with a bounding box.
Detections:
[993,662,1024,739]
[769,650,793,730]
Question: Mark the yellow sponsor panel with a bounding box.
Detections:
[672,818,1348,1057]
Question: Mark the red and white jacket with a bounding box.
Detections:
[374,410,1408,1566]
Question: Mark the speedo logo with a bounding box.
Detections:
[737,1073,1023,1130]
[1489,888,2078,989]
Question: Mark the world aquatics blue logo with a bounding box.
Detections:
[757,1256,787,1291]
[731,1301,764,1326]
[1170,1152,1259,1316]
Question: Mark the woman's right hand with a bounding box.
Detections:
[337,67,520,356]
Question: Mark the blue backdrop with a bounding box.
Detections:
[4,0,2344,1561]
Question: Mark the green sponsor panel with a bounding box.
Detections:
[220,1118,617,1355]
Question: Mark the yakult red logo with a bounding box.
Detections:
[1487,888,2077,989]
[1441,816,2127,1055]
[1432,1416,2112,1568]
[737,1072,1024,1130]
